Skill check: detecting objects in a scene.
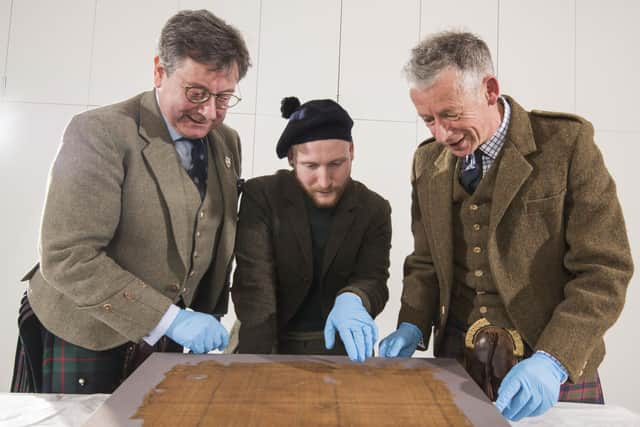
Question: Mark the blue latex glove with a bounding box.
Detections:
[165,309,229,354]
[324,293,378,363]
[378,322,422,357]
[495,351,567,421]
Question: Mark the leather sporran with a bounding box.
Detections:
[464,324,522,401]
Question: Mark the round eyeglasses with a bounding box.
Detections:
[184,86,242,108]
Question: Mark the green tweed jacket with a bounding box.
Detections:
[232,171,391,353]
[399,95,633,383]
[24,90,241,350]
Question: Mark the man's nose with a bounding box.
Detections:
[317,167,331,188]
[197,97,218,121]
[431,119,452,143]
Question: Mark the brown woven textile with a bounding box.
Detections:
[132,360,474,426]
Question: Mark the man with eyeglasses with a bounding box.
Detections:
[379,31,633,421]
[11,10,250,394]
[231,97,391,362]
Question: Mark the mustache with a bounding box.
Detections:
[185,113,208,124]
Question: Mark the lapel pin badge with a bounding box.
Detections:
[224,156,232,169]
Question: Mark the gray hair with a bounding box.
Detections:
[158,9,251,79]
[405,31,494,92]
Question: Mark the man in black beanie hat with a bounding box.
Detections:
[231,97,392,362]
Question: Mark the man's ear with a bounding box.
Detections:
[153,56,164,88]
[483,75,500,105]
[287,147,295,168]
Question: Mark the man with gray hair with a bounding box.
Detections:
[11,9,250,393]
[379,31,633,421]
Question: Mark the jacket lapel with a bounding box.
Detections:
[321,180,357,279]
[283,173,313,272]
[488,96,537,235]
[487,97,537,302]
[208,128,238,265]
[425,148,455,294]
[138,91,191,269]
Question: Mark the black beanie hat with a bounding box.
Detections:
[275,96,353,158]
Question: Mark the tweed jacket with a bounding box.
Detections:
[399,96,633,382]
[232,170,391,353]
[24,90,241,350]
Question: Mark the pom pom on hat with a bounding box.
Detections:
[275,97,353,159]
[281,96,301,118]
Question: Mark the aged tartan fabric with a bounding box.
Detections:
[440,320,604,404]
[12,293,182,394]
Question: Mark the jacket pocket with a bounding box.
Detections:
[524,189,566,215]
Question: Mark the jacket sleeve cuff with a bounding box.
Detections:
[144,304,181,345]
[536,350,569,383]
[77,278,173,342]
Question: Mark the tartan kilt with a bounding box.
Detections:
[12,292,182,394]
[440,320,604,404]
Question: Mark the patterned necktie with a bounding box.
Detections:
[181,138,208,200]
[459,149,483,194]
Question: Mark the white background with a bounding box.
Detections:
[0,0,638,413]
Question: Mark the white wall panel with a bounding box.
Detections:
[416,118,431,142]
[0,101,85,391]
[593,130,640,413]
[89,0,177,106]
[576,0,640,131]
[256,0,341,116]
[5,0,95,104]
[0,0,11,100]
[251,114,290,177]
[350,120,416,340]
[420,0,498,60]
[339,0,419,122]
[499,0,575,112]
[181,0,261,115]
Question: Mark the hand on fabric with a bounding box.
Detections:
[378,322,422,357]
[165,309,229,354]
[324,293,378,362]
[495,351,567,421]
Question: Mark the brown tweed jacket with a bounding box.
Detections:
[399,96,633,383]
[23,90,241,350]
[232,171,391,353]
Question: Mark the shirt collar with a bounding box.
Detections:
[479,96,511,159]
[155,89,183,142]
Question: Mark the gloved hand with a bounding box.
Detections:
[495,351,567,421]
[165,309,229,354]
[378,322,422,357]
[324,292,378,363]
